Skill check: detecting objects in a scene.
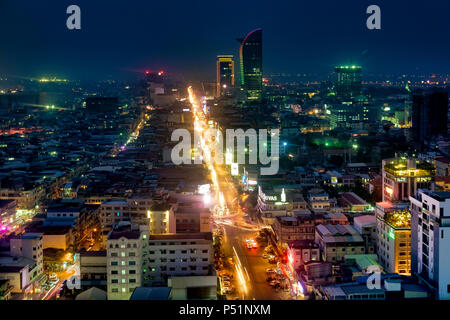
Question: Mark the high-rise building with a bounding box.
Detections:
[237,29,262,101]
[334,65,362,101]
[106,222,146,300]
[375,202,411,275]
[381,157,435,202]
[409,189,450,299]
[412,89,448,145]
[216,55,234,97]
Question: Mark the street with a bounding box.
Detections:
[220,224,291,300]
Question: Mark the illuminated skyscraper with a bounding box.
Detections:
[334,65,362,101]
[237,29,262,101]
[216,55,235,96]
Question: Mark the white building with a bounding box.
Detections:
[145,233,214,286]
[10,233,44,282]
[106,222,146,300]
[410,189,450,300]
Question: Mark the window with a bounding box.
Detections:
[129,270,136,274]
[121,270,126,275]
[129,279,136,283]
[111,288,118,293]
[111,279,118,284]
[111,261,118,266]
[121,279,126,283]
[129,261,136,266]
[129,252,136,257]
[111,253,118,257]
[111,270,118,275]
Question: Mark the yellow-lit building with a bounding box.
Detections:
[216,55,234,97]
[382,157,435,202]
[376,202,411,275]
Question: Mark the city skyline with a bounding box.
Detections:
[1,0,450,306]
[1,1,450,81]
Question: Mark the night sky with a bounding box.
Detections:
[0,0,449,81]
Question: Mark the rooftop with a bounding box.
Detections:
[149,232,212,241]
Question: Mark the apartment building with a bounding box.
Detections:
[273,215,315,244]
[315,224,366,263]
[106,222,146,300]
[144,232,213,286]
[10,233,44,280]
[410,189,450,299]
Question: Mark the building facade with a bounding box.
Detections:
[216,55,235,97]
[410,190,450,300]
[382,157,435,202]
[238,29,262,101]
[375,202,411,275]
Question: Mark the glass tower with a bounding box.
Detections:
[237,29,262,101]
[216,55,235,97]
[334,65,362,101]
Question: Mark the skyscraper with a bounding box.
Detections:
[334,65,362,101]
[237,29,262,101]
[216,55,235,97]
[412,89,448,145]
